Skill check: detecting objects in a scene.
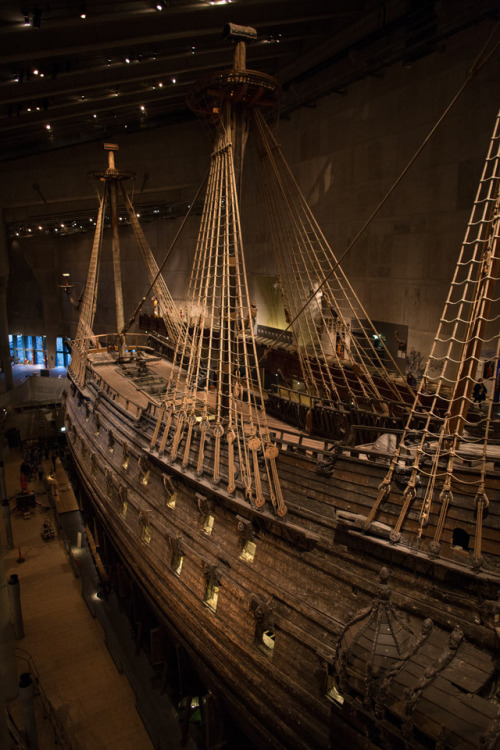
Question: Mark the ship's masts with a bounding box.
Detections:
[106,146,126,359]
[219,41,250,418]
[230,41,249,197]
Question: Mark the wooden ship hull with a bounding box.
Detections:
[64,343,500,750]
[64,28,500,750]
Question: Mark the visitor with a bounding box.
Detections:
[472,379,487,407]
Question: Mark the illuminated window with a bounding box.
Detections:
[202,514,214,535]
[240,540,256,563]
[204,581,219,613]
[56,336,71,367]
[171,553,183,576]
[325,671,344,706]
[164,475,176,508]
[261,629,275,651]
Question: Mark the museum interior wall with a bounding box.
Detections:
[0,19,497,370]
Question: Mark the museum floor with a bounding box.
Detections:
[0,367,191,750]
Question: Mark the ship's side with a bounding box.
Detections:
[65,349,500,750]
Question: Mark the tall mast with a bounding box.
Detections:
[152,26,286,517]
[187,24,281,418]
[94,144,127,359]
[106,145,126,359]
[88,143,135,360]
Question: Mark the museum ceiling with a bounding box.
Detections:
[0,0,498,162]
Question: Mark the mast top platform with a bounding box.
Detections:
[88,142,135,182]
[88,143,135,182]
[186,24,281,122]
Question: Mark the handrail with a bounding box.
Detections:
[14,647,73,750]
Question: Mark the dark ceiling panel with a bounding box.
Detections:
[0,0,497,161]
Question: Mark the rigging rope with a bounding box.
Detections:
[255,21,500,391]
[151,119,286,515]
[367,105,500,567]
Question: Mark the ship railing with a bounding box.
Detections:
[268,383,409,416]
[269,423,410,463]
[85,368,146,419]
[14,647,73,749]
[80,331,154,353]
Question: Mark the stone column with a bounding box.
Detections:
[19,672,38,750]
[0,275,13,391]
[8,575,24,640]
[1,497,13,551]
[0,529,19,707]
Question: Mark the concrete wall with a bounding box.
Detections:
[242,20,499,358]
[0,19,498,365]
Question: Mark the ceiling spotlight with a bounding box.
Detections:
[156,1,166,9]
[80,4,87,18]
[23,15,30,26]
[125,57,131,64]
[171,77,176,84]
[45,123,51,130]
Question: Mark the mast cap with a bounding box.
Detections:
[223,24,257,43]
